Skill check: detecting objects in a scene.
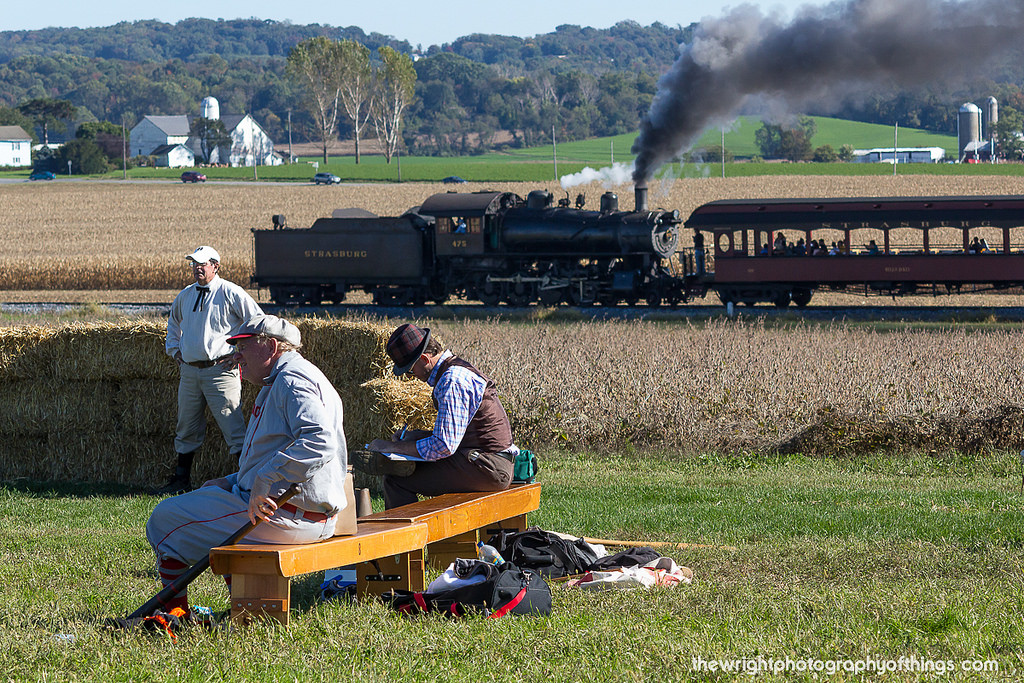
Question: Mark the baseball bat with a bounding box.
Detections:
[582,537,738,551]
[125,483,301,620]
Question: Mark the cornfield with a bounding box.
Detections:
[4,175,1024,290]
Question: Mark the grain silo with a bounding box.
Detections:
[985,96,998,136]
[200,96,220,121]
[958,102,981,161]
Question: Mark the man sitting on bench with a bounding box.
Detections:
[146,315,354,616]
[353,323,518,509]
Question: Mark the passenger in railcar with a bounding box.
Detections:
[969,237,981,253]
[980,238,992,253]
[829,242,839,256]
[865,240,880,255]
[793,238,806,256]
[773,233,787,254]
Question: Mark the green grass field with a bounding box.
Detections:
[2,450,1021,681]
[0,115,980,184]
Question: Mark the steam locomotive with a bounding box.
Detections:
[252,186,692,307]
[250,189,1024,308]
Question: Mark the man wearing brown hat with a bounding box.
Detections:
[354,323,516,509]
[146,314,354,616]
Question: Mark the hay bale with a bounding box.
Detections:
[0,321,172,382]
[0,380,117,435]
[0,319,440,486]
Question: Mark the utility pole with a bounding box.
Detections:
[721,127,726,178]
[552,125,557,180]
[893,122,898,176]
[122,117,127,180]
[287,109,293,163]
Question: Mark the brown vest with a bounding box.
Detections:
[432,355,513,454]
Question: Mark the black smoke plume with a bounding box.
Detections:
[632,0,1024,184]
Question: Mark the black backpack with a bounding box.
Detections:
[384,561,551,618]
[486,527,600,578]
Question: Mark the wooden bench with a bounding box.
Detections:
[209,482,540,625]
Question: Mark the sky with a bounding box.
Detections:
[0,0,830,49]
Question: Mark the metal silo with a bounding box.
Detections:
[958,103,981,161]
[200,96,220,121]
[986,96,998,136]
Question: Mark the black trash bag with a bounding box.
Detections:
[486,526,600,578]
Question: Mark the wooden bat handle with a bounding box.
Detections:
[582,537,738,551]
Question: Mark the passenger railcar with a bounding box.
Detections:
[685,195,1024,307]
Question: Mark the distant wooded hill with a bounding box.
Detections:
[1,18,1022,156]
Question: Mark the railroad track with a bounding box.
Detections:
[5,301,1024,322]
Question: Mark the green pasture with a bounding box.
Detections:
[2,449,1021,681]
[0,114,995,184]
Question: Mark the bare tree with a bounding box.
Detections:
[337,40,374,164]
[286,37,343,164]
[371,46,416,164]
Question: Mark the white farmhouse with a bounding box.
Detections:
[129,97,279,168]
[0,126,33,167]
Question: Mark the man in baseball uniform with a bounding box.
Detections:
[156,246,263,495]
[146,314,352,616]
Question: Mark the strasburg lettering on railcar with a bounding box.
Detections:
[304,250,369,258]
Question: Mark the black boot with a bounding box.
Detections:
[151,452,195,495]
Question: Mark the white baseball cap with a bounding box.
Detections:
[186,246,221,264]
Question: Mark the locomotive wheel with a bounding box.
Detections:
[478,280,501,307]
[538,286,565,306]
[504,281,533,306]
[791,288,813,308]
[645,289,663,308]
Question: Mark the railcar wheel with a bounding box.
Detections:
[773,290,791,308]
[791,288,813,308]
[538,286,565,306]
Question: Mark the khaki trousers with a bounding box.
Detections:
[175,362,246,455]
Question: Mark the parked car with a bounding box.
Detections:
[28,170,56,181]
[442,176,468,184]
[313,172,341,185]
[180,171,207,183]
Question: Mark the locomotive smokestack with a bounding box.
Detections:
[635,184,648,213]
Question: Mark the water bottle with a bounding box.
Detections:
[477,541,505,565]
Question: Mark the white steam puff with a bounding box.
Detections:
[560,163,634,190]
[632,0,1024,184]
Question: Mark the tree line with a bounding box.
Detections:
[3,19,1024,164]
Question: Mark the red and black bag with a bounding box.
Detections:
[384,562,551,618]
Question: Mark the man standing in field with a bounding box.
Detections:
[155,246,263,495]
[353,323,516,509]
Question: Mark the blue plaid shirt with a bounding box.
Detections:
[415,350,486,461]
